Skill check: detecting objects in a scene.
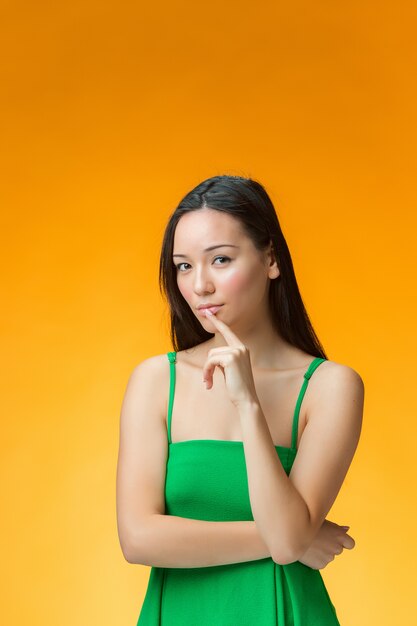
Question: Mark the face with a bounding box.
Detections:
[172,208,279,333]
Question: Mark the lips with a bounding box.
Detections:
[197,305,223,315]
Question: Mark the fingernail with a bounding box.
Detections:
[342,526,350,530]
[205,309,213,315]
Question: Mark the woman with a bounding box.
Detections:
[116,175,364,625]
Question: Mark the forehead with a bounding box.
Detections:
[173,208,244,246]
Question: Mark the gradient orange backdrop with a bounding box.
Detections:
[1,2,416,625]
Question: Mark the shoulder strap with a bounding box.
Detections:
[166,351,177,444]
[291,357,327,451]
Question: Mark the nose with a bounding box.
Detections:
[193,265,215,295]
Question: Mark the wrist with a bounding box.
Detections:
[236,396,262,419]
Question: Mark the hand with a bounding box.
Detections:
[298,519,355,570]
[202,309,259,409]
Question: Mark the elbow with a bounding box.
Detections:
[120,535,141,564]
[271,536,304,566]
[272,549,299,566]
[123,544,139,564]
[271,504,312,565]
[120,525,150,565]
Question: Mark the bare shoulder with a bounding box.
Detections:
[306,358,365,420]
[311,359,364,391]
[129,354,169,390]
[126,352,170,410]
[130,352,170,378]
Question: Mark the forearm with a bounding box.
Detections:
[239,401,313,564]
[129,514,271,568]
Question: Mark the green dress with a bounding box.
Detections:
[136,351,341,625]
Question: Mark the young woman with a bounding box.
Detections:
[116,175,364,625]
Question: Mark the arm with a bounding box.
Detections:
[238,363,364,565]
[132,516,271,568]
[116,356,358,569]
[131,510,355,568]
[116,356,271,568]
[135,515,355,569]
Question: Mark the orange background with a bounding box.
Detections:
[1,2,416,625]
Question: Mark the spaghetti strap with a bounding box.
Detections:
[291,357,327,451]
[166,351,177,444]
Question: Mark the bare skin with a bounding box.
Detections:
[116,207,362,568]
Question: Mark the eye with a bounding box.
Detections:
[175,256,231,272]
[213,256,231,265]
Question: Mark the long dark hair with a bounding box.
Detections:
[159,175,328,359]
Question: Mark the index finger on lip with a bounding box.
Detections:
[205,309,242,347]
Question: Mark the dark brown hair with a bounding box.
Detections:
[159,174,328,359]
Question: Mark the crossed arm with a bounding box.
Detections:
[116,356,362,570]
[126,513,355,570]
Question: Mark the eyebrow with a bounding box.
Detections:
[173,244,240,258]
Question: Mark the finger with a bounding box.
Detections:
[204,309,243,348]
[341,534,356,549]
[202,362,215,389]
[202,355,230,387]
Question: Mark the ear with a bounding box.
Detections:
[266,240,280,280]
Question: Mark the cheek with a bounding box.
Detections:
[220,268,254,297]
[178,282,192,302]
[224,272,247,292]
